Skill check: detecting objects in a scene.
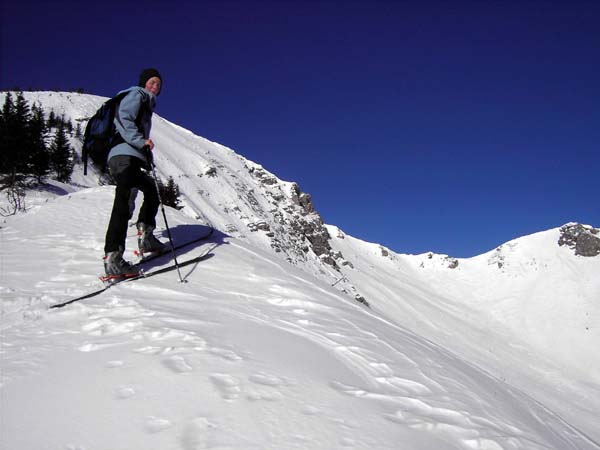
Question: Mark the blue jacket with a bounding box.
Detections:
[108,86,156,164]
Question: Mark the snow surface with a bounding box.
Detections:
[1,92,599,450]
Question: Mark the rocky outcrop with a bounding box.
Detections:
[558,223,600,257]
[287,183,337,266]
[243,165,341,268]
[419,252,460,270]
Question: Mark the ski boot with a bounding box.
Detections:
[102,247,140,282]
[136,222,169,258]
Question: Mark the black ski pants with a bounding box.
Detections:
[104,155,159,253]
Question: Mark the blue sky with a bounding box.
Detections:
[2,0,599,257]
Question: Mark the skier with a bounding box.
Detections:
[103,68,168,279]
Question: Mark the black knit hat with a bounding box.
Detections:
[138,68,162,91]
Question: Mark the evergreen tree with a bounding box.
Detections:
[158,176,183,210]
[28,104,50,183]
[3,93,31,182]
[0,93,16,175]
[47,110,57,128]
[49,124,74,183]
[58,114,67,130]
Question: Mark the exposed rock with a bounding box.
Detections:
[247,221,270,232]
[284,183,340,267]
[242,190,259,208]
[298,193,314,214]
[354,294,369,307]
[576,233,600,257]
[446,257,459,269]
[256,222,270,231]
[249,166,278,185]
[558,223,600,257]
[488,248,505,269]
[202,165,217,177]
[225,224,239,234]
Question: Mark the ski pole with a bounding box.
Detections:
[144,146,185,283]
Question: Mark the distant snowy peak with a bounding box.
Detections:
[473,223,600,274]
[328,222,599,277]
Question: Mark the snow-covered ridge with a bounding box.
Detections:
[3,91,350,280]
[2,91,599,449]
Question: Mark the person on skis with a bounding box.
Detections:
[103,68,168,279]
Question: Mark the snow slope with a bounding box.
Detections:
[326,226,600,440]
[1,91,599,449]
[1,188,598,450]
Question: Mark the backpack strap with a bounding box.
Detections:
[109,92,151,151]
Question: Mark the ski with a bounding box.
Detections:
[49,228,214,309]
[50,251,213,309]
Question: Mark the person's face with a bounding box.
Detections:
[145,77,162,96]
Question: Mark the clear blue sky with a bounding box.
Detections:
[2,0,599,257]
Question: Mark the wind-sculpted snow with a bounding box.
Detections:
[0,188,598,449]
[1,92,599,449]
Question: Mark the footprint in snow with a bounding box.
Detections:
[181,417,214,450]
[209,373,241,400]
[144,416,173,433]
[132,345,164,355]
[208,346,243,361]
[115,386,136,399]
[300,405,324,416]
[78,342,121,352]
[340,437,357,447]
[246,372,292,402]
[248,372,291,387]
[82,318,143,336]
[105,360,125,368]
[163,355,194,373]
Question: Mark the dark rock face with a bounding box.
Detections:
[558,223,600,257]
[575,232,600,257]
[244,166,340,268]
[238,163,369,306]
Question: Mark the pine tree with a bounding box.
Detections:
[47,110,57,128]
[2,93,32,183]
[29,104,50,183]
[0,93,15,176]
[49,124,74,183]
[158,176,183,210]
